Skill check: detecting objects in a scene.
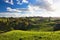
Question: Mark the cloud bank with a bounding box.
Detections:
[29,0,53,11]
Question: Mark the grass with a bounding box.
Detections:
[0,30,60,40]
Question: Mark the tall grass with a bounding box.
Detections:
[0,30,60,40]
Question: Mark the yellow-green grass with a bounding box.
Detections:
[0,30,60,40]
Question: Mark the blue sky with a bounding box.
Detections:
[0,0,37,12]
[0,0,60,17]
[0,0,52,12]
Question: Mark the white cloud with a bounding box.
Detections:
[22,0,28,3]
[49,0,60,17]
[29,0,53,11]
[25,0,60,17]
[17,0,28,5]
[17,0,22,5]
[5,0,28,5]
[7,7,22,12]
[5,0,14,5]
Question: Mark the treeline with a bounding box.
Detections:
[0,17,60,32]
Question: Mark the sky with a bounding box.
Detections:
[0,0,60,17]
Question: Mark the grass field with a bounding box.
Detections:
[0,30,60,40]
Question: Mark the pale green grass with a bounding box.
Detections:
[0,30,60,40]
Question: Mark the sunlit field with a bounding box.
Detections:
[0,30,60,40]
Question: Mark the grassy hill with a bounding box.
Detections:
[0,30,60,40]
[0,17,60,40]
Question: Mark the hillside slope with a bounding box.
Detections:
[0,30,60,40]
